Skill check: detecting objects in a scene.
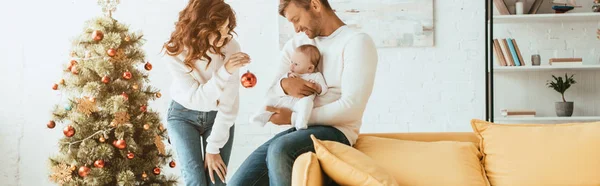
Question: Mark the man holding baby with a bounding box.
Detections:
[229,0,378,185]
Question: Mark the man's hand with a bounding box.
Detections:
[266,106,292,125]
[308,79,322,94]
[281,78,318,98]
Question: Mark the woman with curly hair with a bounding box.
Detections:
[162,0,249,185]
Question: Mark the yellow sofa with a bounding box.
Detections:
[291,119,600,186]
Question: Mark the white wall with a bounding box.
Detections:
[0,0,485,185]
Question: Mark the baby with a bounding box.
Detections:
[249,44,327,130]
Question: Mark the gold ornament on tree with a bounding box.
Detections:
[112,111,130,126]
[154,135,166,155]
[49,163,73,185]
[77,97,97,116]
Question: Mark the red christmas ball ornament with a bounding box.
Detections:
[92,30,104,41]
[94,159,105,168]
[153,167,161,175]
[114,139,126,149]
[70,65,79,75]
[52,83,59,90]
[63,125,75,137]
[144,62,153,71]
[101,76,110,84]
[127,152,135,159]
[47,120,56,129]
[169,160,176,168]
[121,92,129,101]
[140,105,147,113]
[78,166,91,177]
[122,71,132,80]
[68,60,78,71]
[241,70,257,88]
[107,48,117,57]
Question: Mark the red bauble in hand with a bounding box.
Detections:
[241,70,257,88]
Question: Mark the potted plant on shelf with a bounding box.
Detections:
[546,73,577,117]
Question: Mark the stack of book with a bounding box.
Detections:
[501,109,536,117]
[493,38,525,66]
[549,58,583,66]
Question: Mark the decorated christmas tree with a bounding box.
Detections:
[47,1,177,185]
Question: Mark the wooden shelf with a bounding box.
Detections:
[490,12,600,24]
[495,116,600,122]
[491,65,600,72]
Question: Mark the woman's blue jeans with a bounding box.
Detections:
[167,101,235,186]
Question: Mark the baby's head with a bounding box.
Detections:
[290,44,321,74]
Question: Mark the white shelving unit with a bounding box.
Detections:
[488,10,600,123]
[492,65,600,72]
[495,116,600,122]
[491,12,600,24]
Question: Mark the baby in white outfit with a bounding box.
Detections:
[250,44,327,130]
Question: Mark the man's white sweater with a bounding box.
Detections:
[268,26,378,145]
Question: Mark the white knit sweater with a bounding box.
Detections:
[164,39,240,154]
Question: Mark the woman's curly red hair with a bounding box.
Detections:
[163,0,237,69]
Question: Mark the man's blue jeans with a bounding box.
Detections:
[228,125,349,186]
[166,101,235,186]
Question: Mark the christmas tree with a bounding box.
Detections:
[47,1,177,185]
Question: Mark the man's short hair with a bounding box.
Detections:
[279,0,332,17]
[296,44,321,67]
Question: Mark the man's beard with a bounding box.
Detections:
[306,12,321,39]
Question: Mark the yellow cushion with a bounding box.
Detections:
[310,135,398,186]
[292,152,323,186]
[353,136,487,186]
[471,119,600,186]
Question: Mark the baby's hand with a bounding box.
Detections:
[288,72,299,78]
[308,79,316,84]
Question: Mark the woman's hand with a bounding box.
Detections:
[205,153,227,184]
[224,52,250,74]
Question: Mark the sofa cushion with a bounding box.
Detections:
[471,119,600,186]
[292,152,323,186]
[353,135,487,186]
[310,135,398,186]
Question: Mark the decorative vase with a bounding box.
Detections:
[531,54,541,66]
[555,101,574,117]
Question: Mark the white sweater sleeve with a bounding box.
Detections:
[308,33,378,125]
[205,67,239,154]
[165,53,232,106]
[314,72,328,96]
[205,44,241,154]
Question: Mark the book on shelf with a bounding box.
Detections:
[493,38,524,67]
[550,58,583,66]
[501,109,536,117]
